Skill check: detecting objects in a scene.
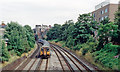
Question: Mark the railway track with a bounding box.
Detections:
[51,43,97,72]
[2,42,98,72]
[15,43,44,71]
[1,43,43,71]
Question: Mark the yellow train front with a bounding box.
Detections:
[40,46,51,58]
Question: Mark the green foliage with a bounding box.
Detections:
[54,39,59,43]
[103,43,120,55]
[114,6,120,43]
[46,12,120,70]
[73,44,81,51]
[93,43,120,69]
[82,48,89,55]
[24,25,35,48]
[60,20,74,41]
[47,24,61,40]
[100,18,110,25]
[65,36,75,48]
[97,22,118,50]
[65,21,75,47]
[0,40,10,62]
[72,13,98,44]
[4,22,35,56]
[86,36,98,53]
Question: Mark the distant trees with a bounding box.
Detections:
[47,24,61,40]
[47,14,98,46]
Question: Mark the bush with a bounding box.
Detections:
[0,41,10,62]
[103,43,120,55]
[73,44,81,51]
[82,48,89,55]
[4,22,35,57]
[16,51,21,56]
[93,43,120,70]
[55,40,59,43]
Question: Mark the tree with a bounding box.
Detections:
[47,24,61,40]
[4,22,25,55]
[64,20,75,47]
[24,25,35,48]
[60,20,74,41]
[0,40,10,62]
[97,22,118,50]
[100,18,110,25]
[4,22,35,56]
[72,13,98,44]
[114,6,120,43]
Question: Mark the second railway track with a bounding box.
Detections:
[51,43,97,72]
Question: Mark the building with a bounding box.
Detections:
[0,28,5,37]
[35,24,51,39]
[92,0,119,22]
[0,21,7,28]
[0,22,6,37]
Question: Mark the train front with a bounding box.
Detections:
[40,40,51,58]
[40,46,50,58]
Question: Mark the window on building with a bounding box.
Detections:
[93,13,95,17]
[104,15,108,19]
[105,8,108,13]
[101,17,104,21]
[99,17,101,21]
[101,10,104,14]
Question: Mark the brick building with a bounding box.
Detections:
[92,0,119,22]
[35,24,51,39]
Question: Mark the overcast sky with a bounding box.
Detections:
[0,0,119,28]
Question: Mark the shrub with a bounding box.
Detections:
[82,48,89,55]
[0,41,10,62]
[93,43,120,70]
[73,44,81,51]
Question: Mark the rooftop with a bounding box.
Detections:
[95,0,119,10]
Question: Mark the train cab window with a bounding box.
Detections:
[47,48,49,51]
[41,48,44,51]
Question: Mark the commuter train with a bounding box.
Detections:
[39,40,51,58]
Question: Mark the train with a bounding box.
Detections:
[38,39,51,58]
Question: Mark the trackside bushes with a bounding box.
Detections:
[4,22,35,58]
[0,41,10,62]
[93,43,120,69]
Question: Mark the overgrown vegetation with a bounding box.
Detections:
[0,22,35,62]
[0,40,10,62]
[47,6,120,70]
